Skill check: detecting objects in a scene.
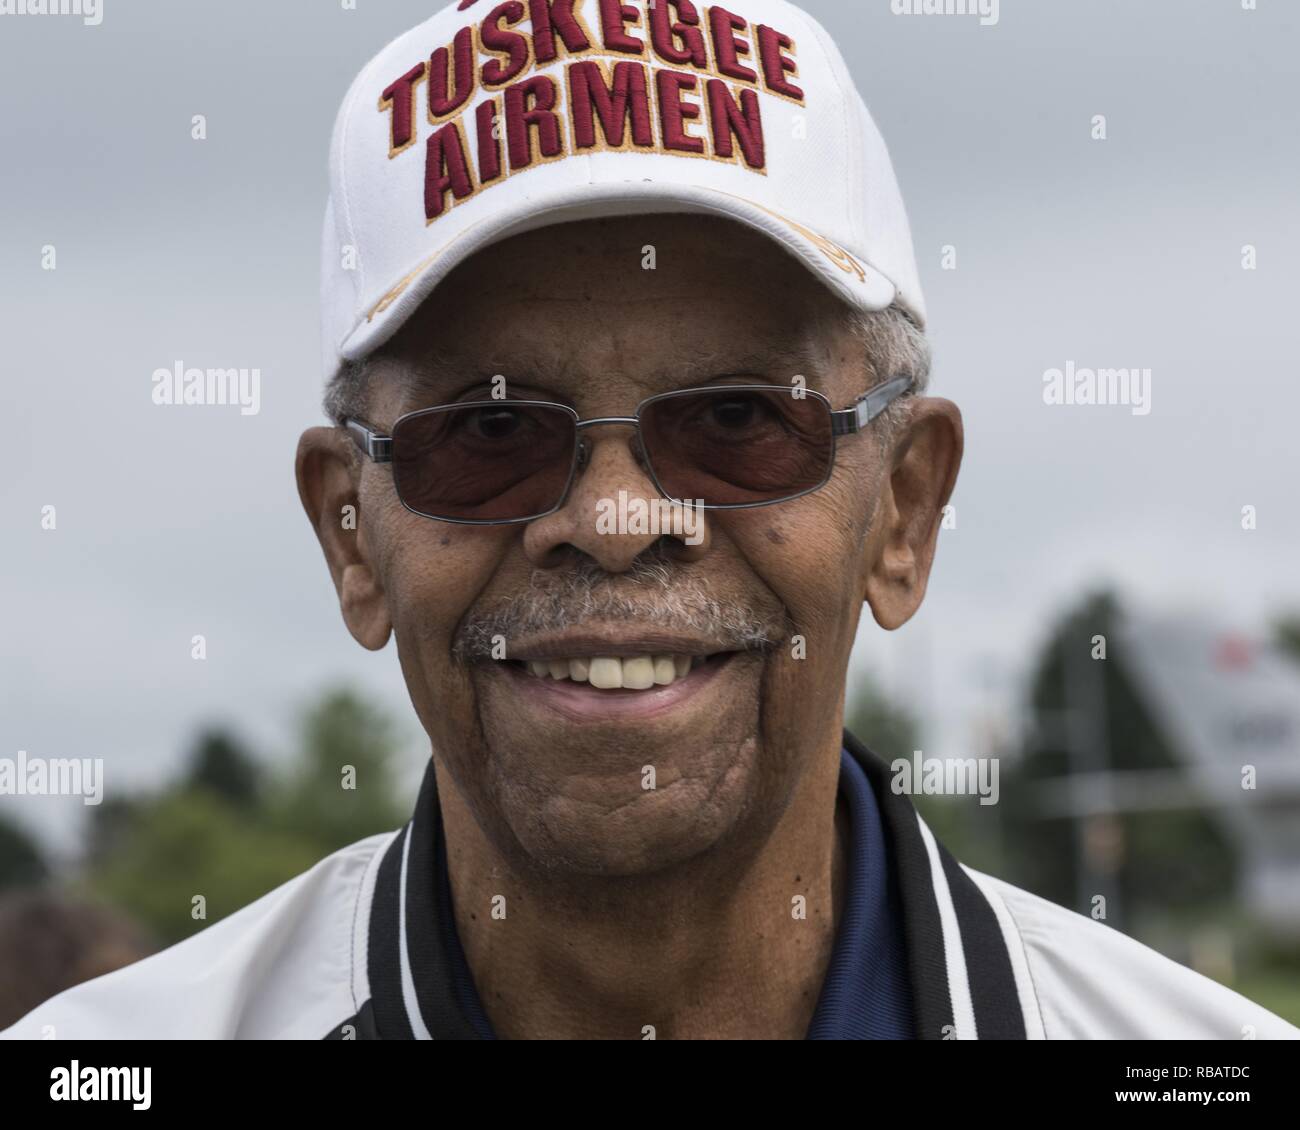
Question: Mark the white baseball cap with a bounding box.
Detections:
[320,0,924,383]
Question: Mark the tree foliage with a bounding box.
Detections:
[81,687,409,945]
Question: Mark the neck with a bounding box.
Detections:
[438,732,848,1040]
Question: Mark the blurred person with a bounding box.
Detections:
[0,891,154,1030]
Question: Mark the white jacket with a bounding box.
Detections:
[4,733,1296,1040]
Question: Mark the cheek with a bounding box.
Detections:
[728,473,873,642]
[379,517,512,762]
[367,485,507,665]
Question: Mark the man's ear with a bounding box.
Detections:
[864,397,963,630]
[295,426,392,650]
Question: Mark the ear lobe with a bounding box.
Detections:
[864,398,963,631]
[296,426,392,651]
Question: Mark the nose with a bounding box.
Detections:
[522,422,711,573]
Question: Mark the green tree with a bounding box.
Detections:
[848,673,1005,875]
[1274,615,1300,665]
[269,688,407,854]
[81,687,408,945]
[1004,591,1235,924]
[186,729,260,809]
[82,791,320,943]
[845,677,920,767]
[0,816,47,891]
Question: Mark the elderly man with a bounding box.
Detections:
[4,0,1295,1041]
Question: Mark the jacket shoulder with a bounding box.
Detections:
[0,830,397,1040]
[966,868,1299,1040]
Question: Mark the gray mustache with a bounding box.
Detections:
[453,553,785,662]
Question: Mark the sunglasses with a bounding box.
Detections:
[343,377,912,525]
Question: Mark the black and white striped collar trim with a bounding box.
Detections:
[325,760,479,1040]
[844,730,1045,1039]
[327,732,1044,1039]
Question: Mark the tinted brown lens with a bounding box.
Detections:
[639,388,833,505]
[392,402,576,521]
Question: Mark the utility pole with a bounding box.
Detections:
[1065,626,1123,928]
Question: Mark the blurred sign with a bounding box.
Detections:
[1119,614,1300,931]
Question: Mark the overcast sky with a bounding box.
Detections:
[3,0,1297,859]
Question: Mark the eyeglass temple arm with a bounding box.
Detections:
[343,418,393,463]
[830,376,913,437]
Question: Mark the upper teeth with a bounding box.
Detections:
[523,654,702,689]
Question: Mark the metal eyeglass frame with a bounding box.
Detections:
[342,376,913,526]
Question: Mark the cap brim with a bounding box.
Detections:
[338,180,900,367]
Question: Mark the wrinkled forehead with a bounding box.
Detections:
[373,214,846,405]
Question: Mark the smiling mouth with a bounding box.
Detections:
[504,652,728,690]
[492,651,739,720]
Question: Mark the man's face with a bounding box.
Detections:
[298,215,960,878]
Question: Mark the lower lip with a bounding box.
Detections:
[494,653,736,722]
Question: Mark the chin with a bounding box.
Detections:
[491,743,760,879]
